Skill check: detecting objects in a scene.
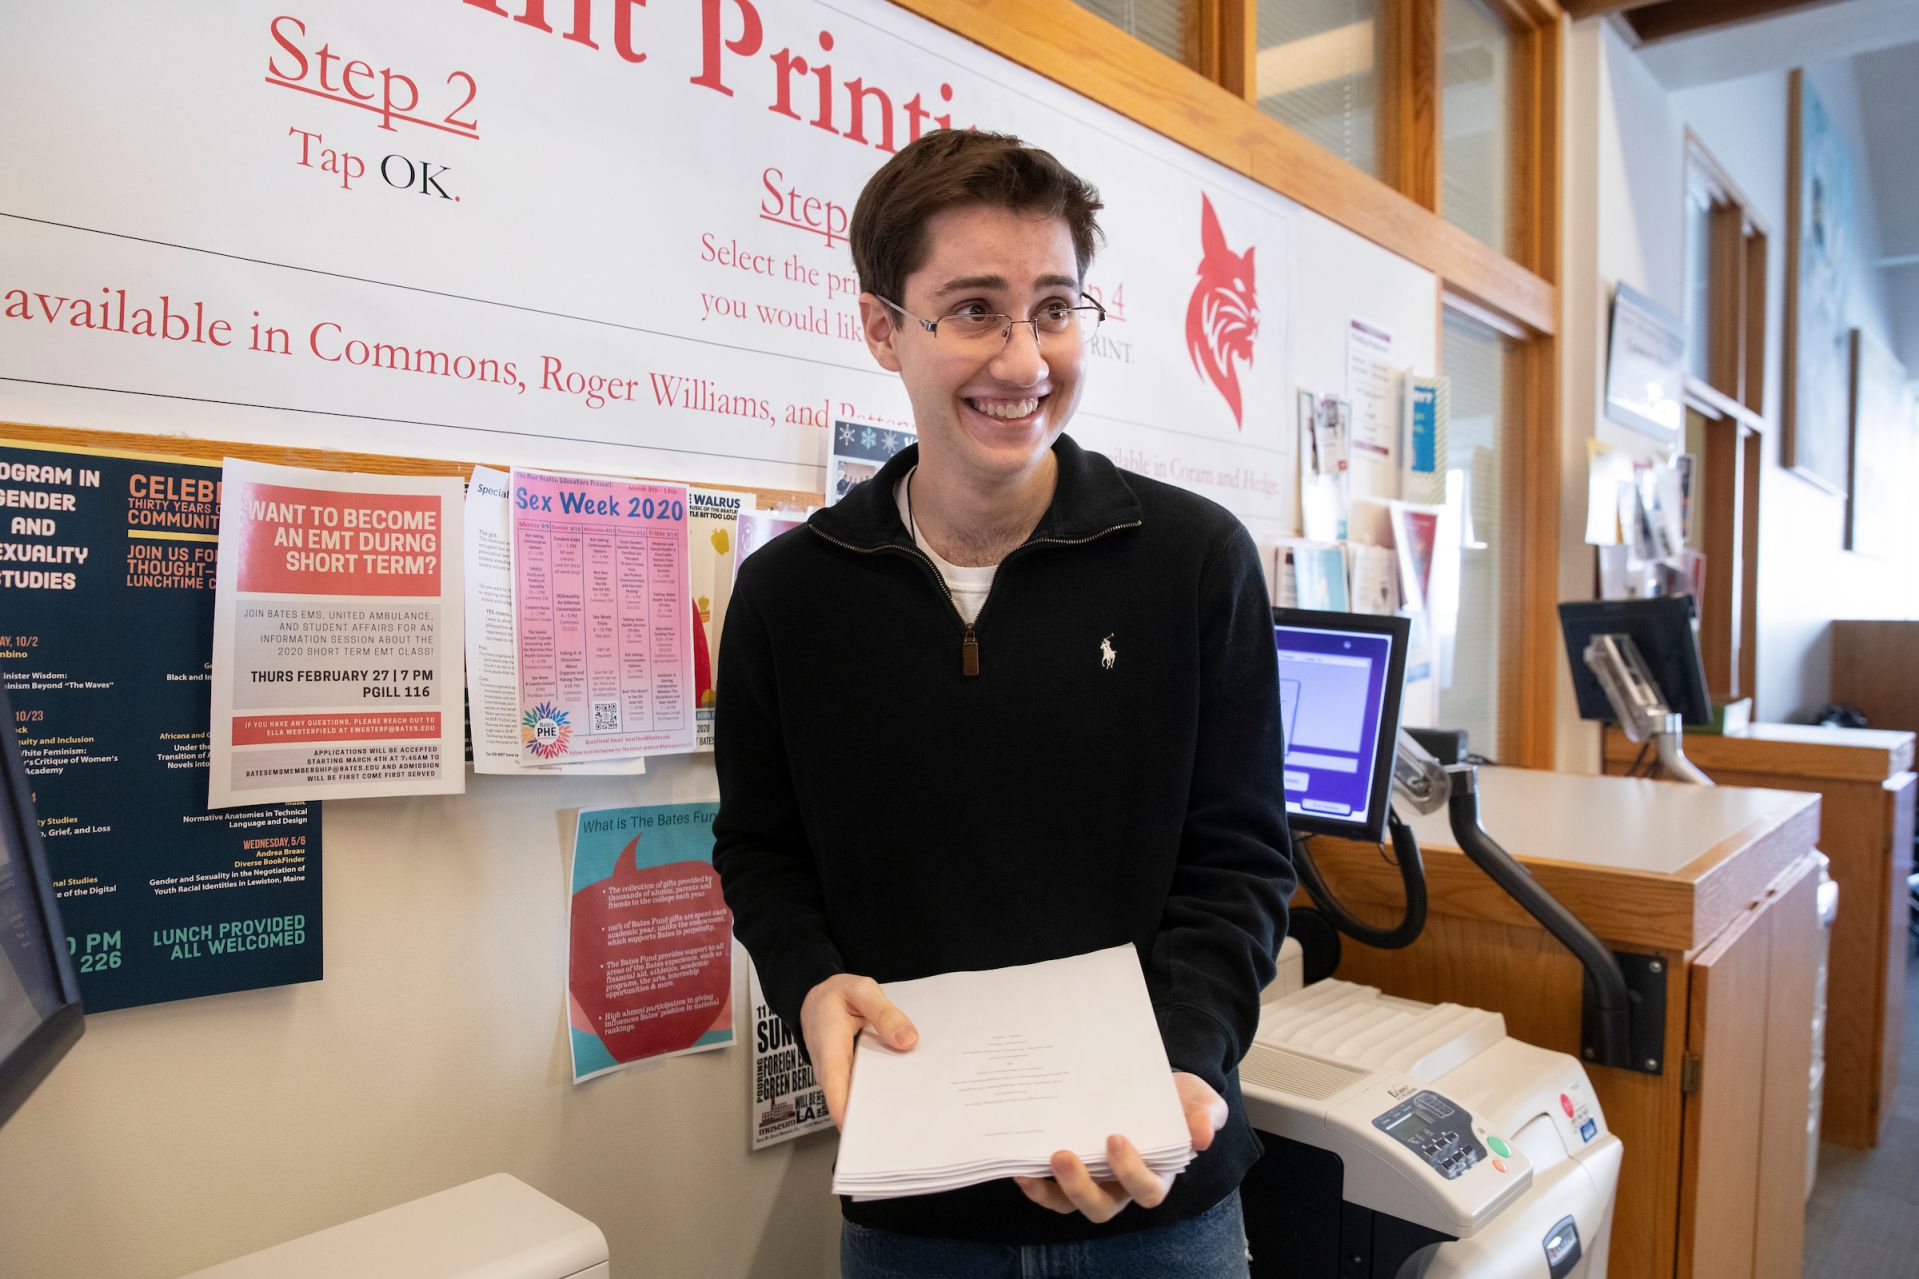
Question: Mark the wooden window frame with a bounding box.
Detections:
[1437,294,1538,763]
[1685,134,1770,412]
[1681,133,1769,708]
[894,0,1564,766]
[899,0,1559,325]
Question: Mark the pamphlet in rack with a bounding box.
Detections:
[1346,318,1398,467]
[1289,541,1350,611]
[1300,392,1350,542]
[1402,375,1449,506]
[1271,543,1300,609]
[1350,544,1400,615]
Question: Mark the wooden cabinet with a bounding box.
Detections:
[1830,620,1919,736]
[1300,768,1821,1279]
[1603,723,1916,1148]
[1677,860,1819,1279]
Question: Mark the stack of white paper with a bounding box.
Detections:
[831,945,1195,1201]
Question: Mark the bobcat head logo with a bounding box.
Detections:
[1185,194,1259,429]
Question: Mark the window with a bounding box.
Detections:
[1682,142,1767,409]
[1439,0,1516,255]
[996,0,1563,765]
[1678,137,1769,705]
[1683,188,1713,384]
[1255,0,1384,179]
[1437,303,1524,761]
[1067,0,1201,69]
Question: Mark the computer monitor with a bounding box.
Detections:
[0,684,84,1131]
[1272,609,1412,842]
[1557,596,1712,726]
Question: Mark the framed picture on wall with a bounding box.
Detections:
[1604,282,1686,442]
[1846,329,1913,556]
[1783,69,1856,496]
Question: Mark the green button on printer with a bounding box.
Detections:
[1487,1136,1511,1158]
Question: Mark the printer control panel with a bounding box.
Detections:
[1370,1090,1487,1181]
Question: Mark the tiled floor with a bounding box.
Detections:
[1802,948,1919,1277]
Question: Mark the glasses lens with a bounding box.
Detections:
[941,312,1006,342]
[1040,307,1100,345]
[1034,305,1075,336]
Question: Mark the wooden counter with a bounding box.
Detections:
[1603,723,1916,1149]
[1299,768,1822,1279]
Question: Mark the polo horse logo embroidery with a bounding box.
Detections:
[1100,634,1117,670]
[1185,194,1259,430]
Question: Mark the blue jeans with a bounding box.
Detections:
[840,1190,1251,1278]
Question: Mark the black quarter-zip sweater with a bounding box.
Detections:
[712,434,1294,1244]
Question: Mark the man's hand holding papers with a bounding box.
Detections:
[1012,1070,1228,1222]
[801,973,920,1127]
[827,946,1202,1216]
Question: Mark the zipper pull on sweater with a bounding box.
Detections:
[962,624,979,677]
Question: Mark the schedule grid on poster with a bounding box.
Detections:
[510,469,696,764]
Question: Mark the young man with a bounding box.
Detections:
[713,129,1292,1276]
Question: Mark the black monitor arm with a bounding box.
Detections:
[1442,764,1636,1070]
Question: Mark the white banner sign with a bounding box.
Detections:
[1,0,1294,525]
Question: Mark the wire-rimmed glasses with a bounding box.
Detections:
[878,293,1106,349]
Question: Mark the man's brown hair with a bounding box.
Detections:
[849,129,1104,311]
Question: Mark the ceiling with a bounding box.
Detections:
[1850,39,1919,379]
[1635,14,1919,378]
[1853,41,1919,265]
[1634,0,1919,89]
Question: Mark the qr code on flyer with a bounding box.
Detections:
[591,701,620,733]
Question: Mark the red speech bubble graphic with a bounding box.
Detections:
[569,835,731,1064]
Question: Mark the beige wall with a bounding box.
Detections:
[1557,20,1919,755]
[0,756,842,1279]
[1556,19,1687,773]
[1678,61,1919,722]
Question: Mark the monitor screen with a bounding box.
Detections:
[0,824,63,1057]
[1272,610,1410,842]
[1557,596,1711,725]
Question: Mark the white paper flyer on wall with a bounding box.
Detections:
[209,459,465,806]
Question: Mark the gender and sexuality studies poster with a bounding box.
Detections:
[568,802,732,1084]
[0,440,320,1012]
